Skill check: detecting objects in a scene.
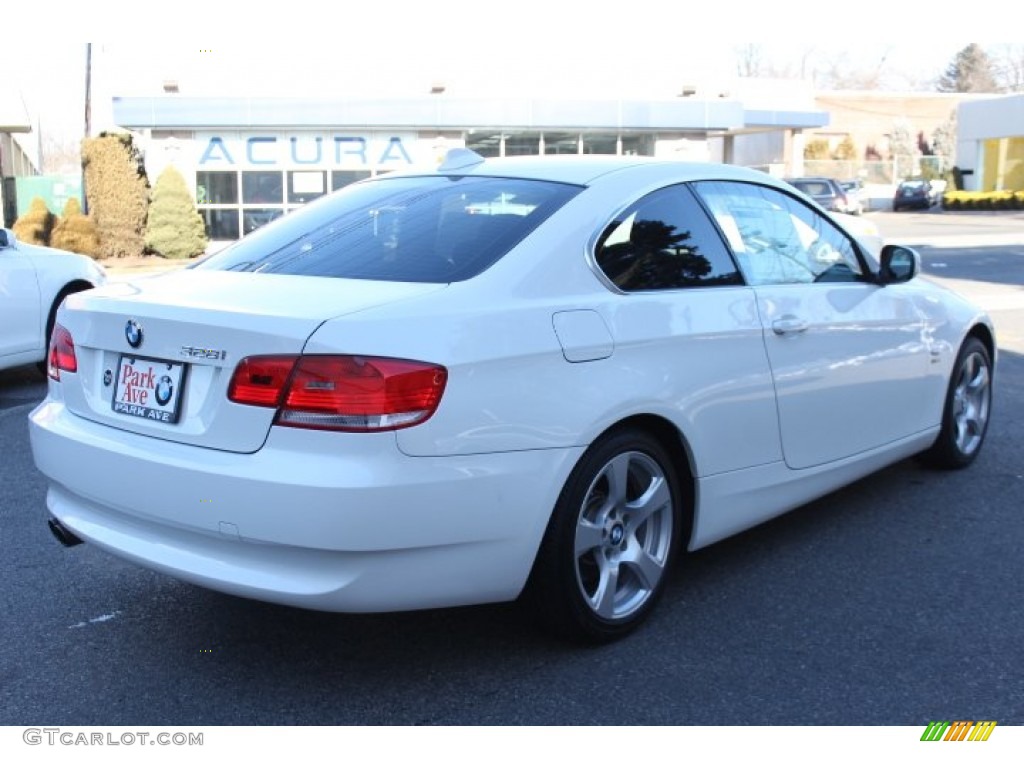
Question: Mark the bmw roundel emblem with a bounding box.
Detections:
[155,375,174,406]
[125,319,143,348]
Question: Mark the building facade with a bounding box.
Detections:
[956,93,1024,191]
[112,93,827,243]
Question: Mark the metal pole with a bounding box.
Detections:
[82,43,92,214]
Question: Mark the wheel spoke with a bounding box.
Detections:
[602,453,632,506]
[966,364,990,402]
[621,544,664,592]
[592,559,619,618]
[625,475,670,529]
[575,518,605,557]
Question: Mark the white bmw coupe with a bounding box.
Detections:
[29,152,995,641]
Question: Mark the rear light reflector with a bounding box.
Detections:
[228,354,447,432]
[47,324,78,381]
[227,356,295,407]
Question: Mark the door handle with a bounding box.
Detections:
[772,315,809,335]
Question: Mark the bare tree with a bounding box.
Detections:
[931,111,957,169]
[40,134,82,175]
[991,44,1024,92]
[890,119,920,179]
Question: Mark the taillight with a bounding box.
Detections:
[228,355,447,432]
[47,324,78,381]
[227,356,295,407]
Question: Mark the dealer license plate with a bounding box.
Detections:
[111,355,187,424]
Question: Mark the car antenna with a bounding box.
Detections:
[438,148,485,173]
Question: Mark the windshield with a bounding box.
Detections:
[197,175,581,282]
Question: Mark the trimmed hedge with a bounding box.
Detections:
[51,197,101,258]
[943,190,1024,211]
[13,197,58,246]
[82,133,149,259]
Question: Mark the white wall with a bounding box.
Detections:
[956,94,1024,191]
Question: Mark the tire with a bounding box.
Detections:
[527,429,683,643]
[922,337,993,469]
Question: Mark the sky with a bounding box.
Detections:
[1,4,1009,147]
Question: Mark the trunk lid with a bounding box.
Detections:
[56,270,444,452]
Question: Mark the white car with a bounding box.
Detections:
[29,152,995,642]
[1,228,106,373]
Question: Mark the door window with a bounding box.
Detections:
[692,181,865,286]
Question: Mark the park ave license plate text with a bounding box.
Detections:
[112,356,186,423]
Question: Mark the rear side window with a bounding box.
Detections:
[594,184,741,291]
[197,175,581,282]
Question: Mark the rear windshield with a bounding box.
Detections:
[197,175,581,282]
[792,180,833,197]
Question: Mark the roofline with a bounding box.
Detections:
[112,95,827,134]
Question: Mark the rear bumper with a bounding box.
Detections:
[29,399,581,612]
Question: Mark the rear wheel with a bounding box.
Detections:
[528,429,682,643]
[922,337,992,469]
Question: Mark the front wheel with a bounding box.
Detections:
[527,430,683,643]
[922,337,993,469]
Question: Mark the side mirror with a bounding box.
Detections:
[878,244,919,284]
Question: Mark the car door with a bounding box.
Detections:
[0,235,42,359]
[692,181,934,470]
[591,184,782,478]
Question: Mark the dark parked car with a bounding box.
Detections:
[893,179,938,211]
[784,176,861,215]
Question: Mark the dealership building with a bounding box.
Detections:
[111,89,828,243]
[956,93,1024,192]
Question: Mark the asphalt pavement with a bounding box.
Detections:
[1,210,1021,727]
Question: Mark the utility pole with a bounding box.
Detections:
[83,43,92,214]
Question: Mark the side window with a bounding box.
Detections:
[594,185,741,291]
[692,181,865,286]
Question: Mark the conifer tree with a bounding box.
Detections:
[937,44,999,93]
[144,166,208,260]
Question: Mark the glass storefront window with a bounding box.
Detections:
[201,209,240,240]
[243,208,285,235]
[196,171,238,205]
[242,171,284,204]
[288,171,327,204]
[504,133,540,156]
[621,134,655,156]
[331,170,372,190]
[543,133,580,154]
[466,132,503,157]
[583,134,618,155]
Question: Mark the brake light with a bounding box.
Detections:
[227,356,295,407]
[228,355,447,432]
[47,324,78,381]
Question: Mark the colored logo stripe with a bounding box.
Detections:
[920,720,996,742]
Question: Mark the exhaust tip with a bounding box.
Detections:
[47,518,84,548]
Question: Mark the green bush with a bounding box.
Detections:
[12,197,58,246]
[51,197,101,258]
[82,133,149,259]
[943,190,1024,211]
[804,139,831,160]
[144,166,208,260]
